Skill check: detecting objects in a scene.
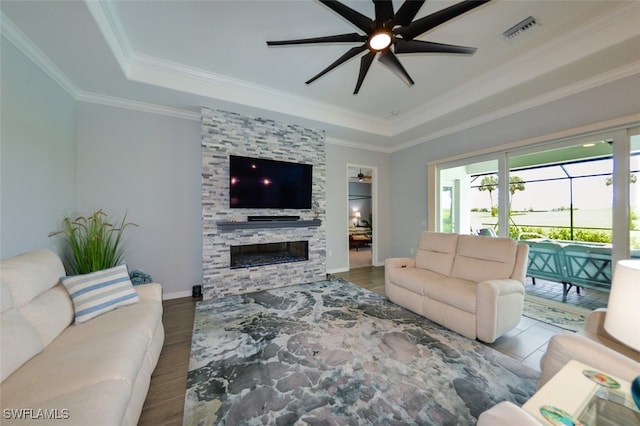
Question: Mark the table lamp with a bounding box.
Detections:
[604,259,640,409]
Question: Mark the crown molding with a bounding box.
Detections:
[84,0,131,76]
[76,91,200,121]
[125,52,391,137]
[325,136,393,154]
[1,12,201,122]
[1,11,81,98]
[4,1,638,154]
[391,61,640,153]
[391,2,640,136]
[87,0,390,136]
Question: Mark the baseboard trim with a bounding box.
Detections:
[163,290,193,300]
[327,267,349,274]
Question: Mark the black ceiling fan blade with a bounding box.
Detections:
[378,50,414,87]
[374,0,395,25]
[306,45,368,85]
[395,39,477,54]
[393,0,425,27]
[354,51,376,94]
[267,33,367,46]
[397,0,490,40]
[319,0,373,34]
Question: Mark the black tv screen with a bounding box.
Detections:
[229,155,313,209]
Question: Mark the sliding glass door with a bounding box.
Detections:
[432,126,638,264]
[507,139,613,242]
[630,130,640,257]
[438,158,500,235]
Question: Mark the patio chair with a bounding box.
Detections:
[562,244,612,296]
[522,240,566,285]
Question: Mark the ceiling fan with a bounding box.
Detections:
[266,0,491,94]
[351,169,372,182]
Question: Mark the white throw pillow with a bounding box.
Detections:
[61,264,139,324]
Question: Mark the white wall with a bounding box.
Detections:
[0,37,76,259]
[389,75,640,258]
[75,103,202,298]
[325,143,390,272]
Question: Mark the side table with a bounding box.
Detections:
[523,359,639,425]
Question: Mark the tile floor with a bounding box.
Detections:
[524,277,608,311]
[488,277,608,372]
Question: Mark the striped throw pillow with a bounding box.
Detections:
[61,264,140,324]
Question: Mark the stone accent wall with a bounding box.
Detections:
[201,107,326,299]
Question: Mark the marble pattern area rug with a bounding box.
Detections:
[184,279,539,425]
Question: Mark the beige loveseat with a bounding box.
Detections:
[0,250,164,425]
[385,231,529,343]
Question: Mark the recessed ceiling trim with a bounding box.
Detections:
[125,52,393,136]
[84,0,132,77]
[391,62,640,153]
[76,91,200,121]
[391,1,640,136]
[81,0,639,142]
[325,136,393,154]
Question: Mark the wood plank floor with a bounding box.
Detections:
[139,296,198,425]
[139,265,562,424]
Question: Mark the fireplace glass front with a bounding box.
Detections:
[230,241,309,269]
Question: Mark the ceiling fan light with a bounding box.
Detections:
[369,32,392,51]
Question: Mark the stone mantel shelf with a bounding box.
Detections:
[216,219,322,231]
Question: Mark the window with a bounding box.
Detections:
[431,126,638,264]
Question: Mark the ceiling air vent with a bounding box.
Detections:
[503,16,538,40]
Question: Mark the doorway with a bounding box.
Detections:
[347,165,376,269]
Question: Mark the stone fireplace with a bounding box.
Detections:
[201,107,326,299]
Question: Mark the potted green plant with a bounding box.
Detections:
[49,209,137,275]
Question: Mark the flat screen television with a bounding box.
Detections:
[229,155,313,209]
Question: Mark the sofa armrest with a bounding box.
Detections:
[134,283,163,301]
[384,257,415,269]
[477,401,542,426]
[584,308,609,335]
[476,279,525,343]
[538,332,640,389]
[478,278,525,298]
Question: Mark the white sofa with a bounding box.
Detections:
[385,231,529,343]
[0,250,164,425]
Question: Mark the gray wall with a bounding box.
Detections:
[325,144,390,272]
[0,37,76,259]
[75,103,202,297]
[389,75,640,258]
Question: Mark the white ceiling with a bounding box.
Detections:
[2,1,639,151]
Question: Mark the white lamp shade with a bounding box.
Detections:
[604,259,640,351]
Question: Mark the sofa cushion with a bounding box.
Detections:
[1,250,71,382]
[423,276,477,313]
[61,264,140,324]
[1,249,66,307]
[415,232,458,276]
[388,267,449,296]
[451,235,517,282]
[0,306,43,382]
[1,309,152,410]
